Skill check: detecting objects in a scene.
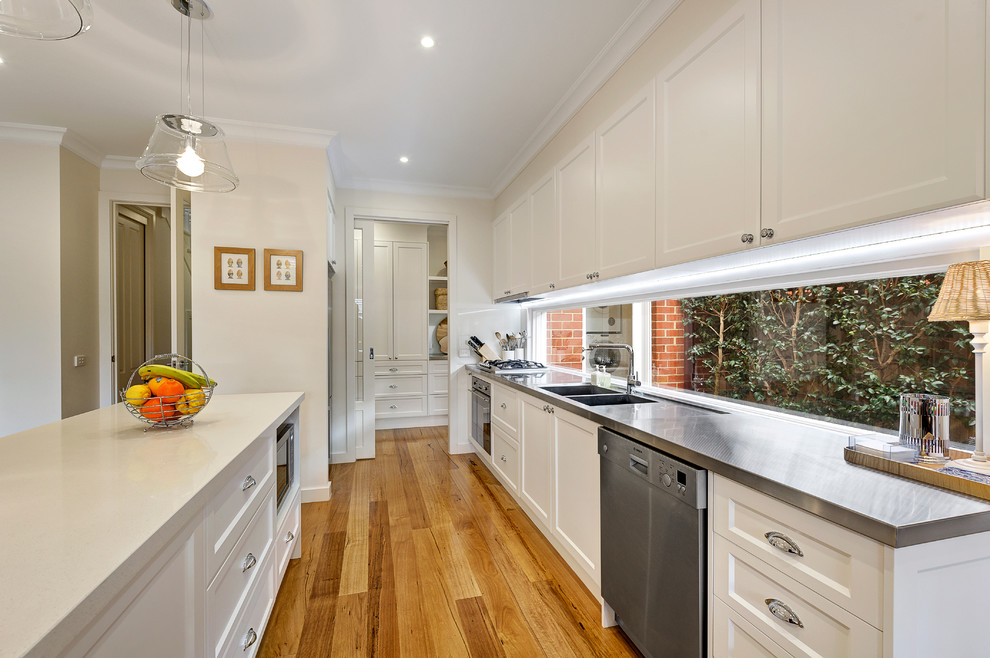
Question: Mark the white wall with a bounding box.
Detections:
[192,140,330,502]
[0,141,62,436]
[335,189,522,456]
[60,148,100,418]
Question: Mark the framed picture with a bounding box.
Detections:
[264,249,303,292]
[214,247,255,290]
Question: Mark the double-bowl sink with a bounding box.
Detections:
[540,383,727,415]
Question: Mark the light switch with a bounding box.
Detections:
[74,355,86,367]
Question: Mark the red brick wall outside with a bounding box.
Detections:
[546,309,585,371]
[652,300,687,388]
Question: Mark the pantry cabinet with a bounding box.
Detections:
[656,0,761,267]
[372,241,428,362]
[761,0,985,243]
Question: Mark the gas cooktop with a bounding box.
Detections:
[478,359,548,373]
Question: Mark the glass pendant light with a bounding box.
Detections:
[136,0,238,193]
[0,0,93,40]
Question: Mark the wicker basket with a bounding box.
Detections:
[434,287,448,310]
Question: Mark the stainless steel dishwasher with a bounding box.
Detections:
[599,427,707,658]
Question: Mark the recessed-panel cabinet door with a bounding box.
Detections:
[372,241,393,362]
[493,212,511,300]
[657,0,761,266]
[557,135,598,289]
[597,82,656,281]
[762,0,985,242]
[553,409,601,584]
[529,172,558,294]
[508,195,532,295]
[520,396,553,528]
[391,242,428,361]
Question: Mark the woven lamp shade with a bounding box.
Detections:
[928,261,990,321]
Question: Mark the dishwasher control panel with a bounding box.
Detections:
[598,427,707,509]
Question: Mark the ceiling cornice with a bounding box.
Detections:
[61,130,103,167]
[487,0,683,198]
[217,118,337,149]
[0,122,66,146]
[101,155,139,170]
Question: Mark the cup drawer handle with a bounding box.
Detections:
[242,627,258,650]
[242,552,257,572]
[765,531,803,557]
[766,598,804,628]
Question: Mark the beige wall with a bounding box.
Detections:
[495,0,735,212]
[59,148,100,418]
[192,140,330,501]
[336,189,522,454]
[0,141,62,436]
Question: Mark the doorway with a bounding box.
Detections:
[343,210,454,463]
[113,204,170,394]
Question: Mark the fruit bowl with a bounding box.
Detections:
[120,354,217,429]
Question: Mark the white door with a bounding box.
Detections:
[520,396,553,528]
[492,212,511,300]
[761,0,985,242]
[391,242,429,360]
[372,241,393,362]
[596,82,656,281]
[557,134,598,289]
[507,196,532,295]
[529,172,557,294]
[656,0,761,266]
[349,220,376,460]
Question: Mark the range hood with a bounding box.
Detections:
[495,291,543,304]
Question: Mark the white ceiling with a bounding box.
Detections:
[0,0,679,197]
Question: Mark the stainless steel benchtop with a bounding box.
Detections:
[469,366,990,548]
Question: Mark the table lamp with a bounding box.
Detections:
[928,260,990,468]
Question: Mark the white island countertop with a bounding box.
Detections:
[0,392,304,658]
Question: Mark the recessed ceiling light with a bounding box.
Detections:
[420,36,435,48]
[399,156,409,164]
[0,56,5,64]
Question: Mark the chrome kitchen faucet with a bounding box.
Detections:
[587,343,641,394]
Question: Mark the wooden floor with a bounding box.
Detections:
[258,426,641,657]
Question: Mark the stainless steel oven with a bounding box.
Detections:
[470,377,491,455]
[276,421,294,511]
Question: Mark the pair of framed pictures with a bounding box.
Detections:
[214,247,303,292]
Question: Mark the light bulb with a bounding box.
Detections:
[177,143,205,177]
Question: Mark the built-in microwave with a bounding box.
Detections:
[276,421,294,511]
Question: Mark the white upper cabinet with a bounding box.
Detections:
[657,0,761,266]
[507,195,532,295]
[596,82,656,280]
[761,0,985,242]
[492,211,511,299]
[391,242,429,360]
[529,171,558,294]
[557,134,599,289]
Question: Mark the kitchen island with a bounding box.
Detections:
[0,392,303,658]
[470,366,990,657]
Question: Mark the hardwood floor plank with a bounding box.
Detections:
[294,595,338,658]
[394,437,432,530]
[456,596,507,658]
[338,461,371,596]
[410,527,473,655]
[366,500,400,655]
[329,592,368,657]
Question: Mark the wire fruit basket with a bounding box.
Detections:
[120,354,216,429]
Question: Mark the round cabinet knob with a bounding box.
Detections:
[389,384,398,389]
[602,444,608,453]
[741,233,755,244]
[761,227,775,239]
[549,283,555,289]
[500,455,507,462]
[661,473,672,487]
[500,402,507,409]
[389,404,398,409]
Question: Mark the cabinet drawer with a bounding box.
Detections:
[713,476,884,627]
[492,384,518,434]
[375,360,427,375]
[429,394,448,415]
[713,536,881,658]
[712,596,793,658]
[428,372,448,394]
[428,359,448,373]
[206,436,275,580]
[374,375,426,397]
[375,396,426,418]
[275,491,301,585]
[218,554,275,658]
[492,426,520,491]
[209,492,275,658]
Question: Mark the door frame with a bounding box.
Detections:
[98,189,170,407]
[342,207,457,462]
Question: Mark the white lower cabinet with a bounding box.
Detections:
[493,389,601,595]
[552,409,601,582]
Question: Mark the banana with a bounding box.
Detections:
[138,364,217,389]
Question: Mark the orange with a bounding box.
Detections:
[140,398,178,423]
[156,378,186,405]
[148,376,178,397]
